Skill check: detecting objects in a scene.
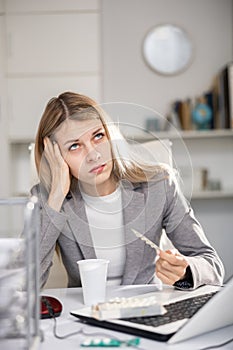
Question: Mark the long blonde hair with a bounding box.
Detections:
[35,92,165,191]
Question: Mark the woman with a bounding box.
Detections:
[32,91,224,289]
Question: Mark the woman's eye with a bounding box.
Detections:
[94,132,104,141]
[69,143,80,151]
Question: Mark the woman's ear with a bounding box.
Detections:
[49,135,56,143]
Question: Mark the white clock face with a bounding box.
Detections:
[142,24,193,76]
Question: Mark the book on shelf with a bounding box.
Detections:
[213,62,233,129]
[172,99,192,131]
[204,91,215,129]
[181,99,192,130]
[225,62,233,128]
[212,75,220,129]
[167,63,233,132]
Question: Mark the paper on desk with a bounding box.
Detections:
[109,283,162,300]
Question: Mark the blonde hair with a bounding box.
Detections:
[35,92,166,191]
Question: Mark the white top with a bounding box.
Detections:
[81,187,126,285]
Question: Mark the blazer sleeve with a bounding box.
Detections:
[31,184,68,288]
[162,173,225,289]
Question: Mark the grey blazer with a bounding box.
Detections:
[32,171,224,289]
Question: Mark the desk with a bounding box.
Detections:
[39,285,233,350]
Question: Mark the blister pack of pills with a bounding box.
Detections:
[81,337,140,347]
[91,295,166,320]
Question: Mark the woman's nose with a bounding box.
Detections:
[85,145,101,162]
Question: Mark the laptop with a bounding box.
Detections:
[70,278,233,344]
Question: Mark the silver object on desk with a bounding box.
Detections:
[0,196,40,350]
[131,228,160,253]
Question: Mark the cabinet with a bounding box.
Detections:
[6,13,100,75]
[0,13,10,197]
[5,0,99,13]
[6,8,101,140]
[0,0,102,195]
[132,129,233,199]
[168,129,233,199]
[7,75,101,140]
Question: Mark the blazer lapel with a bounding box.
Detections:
[121,181,146,285]
[63,191,96,260]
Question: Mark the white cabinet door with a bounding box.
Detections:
[6,13,100,74]
[0,0,4,12]
[5,0,99,13]
[8,75,101,140]
[0,15,10,197]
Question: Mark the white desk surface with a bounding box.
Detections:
[39,284,233,350]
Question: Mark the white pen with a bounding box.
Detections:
[131,228,160,253]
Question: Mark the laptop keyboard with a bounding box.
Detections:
[125,291,218,328]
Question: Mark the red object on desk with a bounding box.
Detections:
[40,296,63,319]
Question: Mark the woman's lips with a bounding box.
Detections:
[89,164,106,174]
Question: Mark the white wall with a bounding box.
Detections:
[102,0,233,282]
[0,2,10,197]
[0,0,232,283]
[102,0,233,127]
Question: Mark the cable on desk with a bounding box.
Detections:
[43,297,145,349]
[53,317,145,349]
[53,316,83,339]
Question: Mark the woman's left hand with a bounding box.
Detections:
[155,249,189,285]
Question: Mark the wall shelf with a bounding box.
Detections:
[190,190,233,199]
[128,129,233,142]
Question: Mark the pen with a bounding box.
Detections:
[131,228,160,253]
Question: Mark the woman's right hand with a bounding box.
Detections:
[44,137,71,211]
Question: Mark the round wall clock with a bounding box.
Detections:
[142,24,193,76]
